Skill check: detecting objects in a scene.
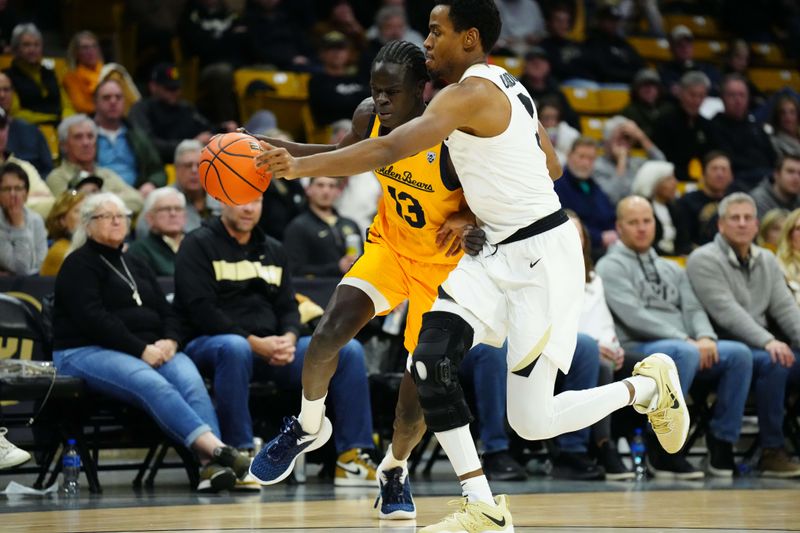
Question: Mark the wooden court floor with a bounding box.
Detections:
[2,489,798,532]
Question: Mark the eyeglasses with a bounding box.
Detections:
[91,213,131,223]
[0,185,26,194]
[154,205,185,214]
[176,161,199,169]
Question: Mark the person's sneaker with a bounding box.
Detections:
[706,432,735,478]
[420,494,513,532]
[648,447,704,480]
[551,451,605,480]
[631,353,690,454]
[597,441,635,480]
[197,463,236,492]
[483,450,527,481]
[212,446,252,479]
[758,448,800,478]
[334,448,378,487]
[233,473,262,491]
[250,415,332,485]
[374,466,415,519]
[0,427,31,470]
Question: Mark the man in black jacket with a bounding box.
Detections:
[174,197,378,487]
[284,177,362,277]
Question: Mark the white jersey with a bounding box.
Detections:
[444,63,562,244]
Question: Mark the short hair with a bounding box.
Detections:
[776,152,800,171]
[373,40,429,86]
[10,23,42,54]
[45,190,86,239]
[93,77,124,102]
[680,70,711,90]
[376,6,406,27]
[57,114,97,144]
[718,192,756,219]
[0,161,29,192]
[436,0,501,54]
[721,72,748,94]
[70,192,130,252]
[174,139,203,163]
[703,150,730,171]
[142,186,185,216]
[569,136,597,153]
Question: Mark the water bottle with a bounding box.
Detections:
[62,439,81,496]
[630,428,647,481]
[345,233,362,257]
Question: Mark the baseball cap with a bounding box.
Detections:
[633,68,661,86]
[0,107,7,129]
[320,31,349,50]
[524,46,549,61]
[151,63,181,89]
[68,172,104,191]
[670,24,693,42]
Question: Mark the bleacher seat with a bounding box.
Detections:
[748,68,800,93]
[579,115,609,140]
[628,37,672,62]
[233,69,310,100]
[749,43,789,67]
[663,14,726,39]
[489,55,524,78]
[692,40,727,62]
[561,86,630,115]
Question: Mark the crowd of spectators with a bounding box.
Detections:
[2,0,800,487]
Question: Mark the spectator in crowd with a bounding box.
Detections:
[538,97,580,166]
[554,137,617,259]
[632,161,690,256]
[284,177,362,278]
[598,195,752,478]
[569,211,636,480]
[757,208,788,253]
[580,3,646,84]
[768,94,800,158]
[0,72,52,177]
[518,47,579,130]
[687,193,800,478]
[243,0,314,71]
[46,114,143,215]
[539,3,586,82]
[0,426,30,470]
[0,106,52,219]
[137,140,220,239]
[51,191,252,492]
[313,1,366,57]
[710,74,777,190]
[593,115,666,205]
[653,71,714,182]
[677,151,733,249]
[308,31,370,127]
[129,63,214,163]
[776,207,800,305]
[494,0,546,57]
[361,6,425,74]
[721,39,765,110]
[3,23,74,125]
[40,190,86,276]
[622,68,670,141]
[174,196,378,486]
[749,154,800,217]
[259,181,306,242]
[128,188,186,277]
[0,162,46,275]
[62,31,103,115]
[178,0,246,124]
[94,79,165,195]
[658,25,722,98]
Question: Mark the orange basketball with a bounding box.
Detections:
[199,132,272,206]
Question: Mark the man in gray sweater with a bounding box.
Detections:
[597,196,752,479]
[687,192,800,477]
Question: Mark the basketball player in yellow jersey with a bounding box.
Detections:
[248,41,484,514]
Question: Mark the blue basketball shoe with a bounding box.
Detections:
[374,466,416,519]
[250,415,332,485]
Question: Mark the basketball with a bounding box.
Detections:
[199,132,272,206]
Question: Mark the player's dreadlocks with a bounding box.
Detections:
[373,40,430,85]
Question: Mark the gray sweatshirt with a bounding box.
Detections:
[0,206,47,275]
[595,241,717,350]
[686,233,800,348]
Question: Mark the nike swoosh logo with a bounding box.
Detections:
[337,462,364,476]
[482,512,506,527]
[530,258,541,268]
[666,384,679,409]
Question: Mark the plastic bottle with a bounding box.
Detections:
[345,233,362,257]
[630,428,647,481]
[62,439,81,496]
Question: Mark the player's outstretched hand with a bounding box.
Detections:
[255,140,299,179]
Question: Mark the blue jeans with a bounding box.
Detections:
[557,334,600,453]
[460,343,509,455]
[184,334,374,452]
[53,347,218,448]
[633,339,700,393]
[750,348,800,448]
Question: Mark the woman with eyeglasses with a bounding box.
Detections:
[52,192,253,492]
[0,162,47,275]
[128,187,186,276]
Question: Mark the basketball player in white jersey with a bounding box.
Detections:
[256,1,690,531]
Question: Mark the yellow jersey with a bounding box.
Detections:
[366,114,467,265]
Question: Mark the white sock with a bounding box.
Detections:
[460,475,495,505]
[378,444,407,474]
[626,375,658,408]
[298,392,326,435]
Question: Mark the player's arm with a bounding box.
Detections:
[538,120,562,181]
[256,84,471,179]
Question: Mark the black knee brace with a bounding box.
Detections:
[410,311,474,432]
